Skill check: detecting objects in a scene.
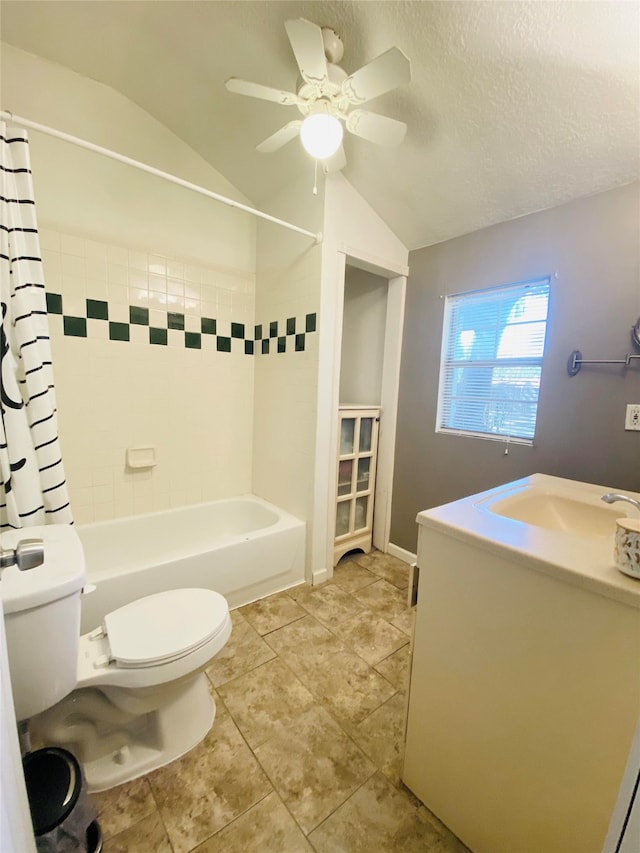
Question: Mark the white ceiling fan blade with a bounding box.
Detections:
[322,145,346,174]
[284,18,328,85]
[225,77,300,107]
[342,47,411,104]
[256,121,302,153]
[346,110,407,146]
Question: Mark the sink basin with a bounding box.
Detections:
[417,474,640,611]
[486,490,623,537]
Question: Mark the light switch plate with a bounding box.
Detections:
[625,404,640,431]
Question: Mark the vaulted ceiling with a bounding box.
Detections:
[1,1,638,249]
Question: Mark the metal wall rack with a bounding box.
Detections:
[567,317,640,376]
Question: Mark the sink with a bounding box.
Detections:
[485,490,623,537]
[416,473,640,619]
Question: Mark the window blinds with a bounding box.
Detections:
[437,277,550,441]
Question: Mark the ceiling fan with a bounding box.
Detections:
[225,18,411,171]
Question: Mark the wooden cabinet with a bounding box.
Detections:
[333,407,380,566]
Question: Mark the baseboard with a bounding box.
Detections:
[387,542,417,565]
[311,567,330,586]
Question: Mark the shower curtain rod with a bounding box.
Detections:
[0,110,322,243]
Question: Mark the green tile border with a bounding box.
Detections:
[63,316,86,337]
[46,292,316,355]
[109,321,130,342]
[150,327,168,346]
[87,299,108,321]
[130,306,149,326]
[167,312,185,330]
[46,292,63,315]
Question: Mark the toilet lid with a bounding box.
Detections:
[103,588,229,668]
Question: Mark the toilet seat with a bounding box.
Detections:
[76,587,232,690]
[103,588,228,668]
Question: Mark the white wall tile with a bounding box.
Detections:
[128,250,147,270]
[39,228,60,253]
[107,245,129,266]
[44,228,256,523]
[60,233,85,257]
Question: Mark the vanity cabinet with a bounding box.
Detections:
[403,477,640,853]
[333,407,380,566]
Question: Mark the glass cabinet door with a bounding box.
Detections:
[340,418,355,455]
[359,418,373,453]
[335,408,379,545]
[354,496,368,531]
[337,460,353,496]
[356,457,371,493]
[336,500,351,538]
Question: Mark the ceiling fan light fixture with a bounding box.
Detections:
[300,113,343,160]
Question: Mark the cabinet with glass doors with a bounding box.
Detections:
[334,407,380,565]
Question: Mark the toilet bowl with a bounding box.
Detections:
[1,526,231,792]
[31,586,231,791]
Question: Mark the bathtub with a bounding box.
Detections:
[77,495,306,632]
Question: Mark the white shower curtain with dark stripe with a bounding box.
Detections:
[0,121,73,529]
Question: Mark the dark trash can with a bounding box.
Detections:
[22,747,100,853]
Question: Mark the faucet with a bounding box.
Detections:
[601,493,640,514]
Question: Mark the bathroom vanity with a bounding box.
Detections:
[403,475,640,853]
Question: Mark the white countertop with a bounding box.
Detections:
[416,474,640,608]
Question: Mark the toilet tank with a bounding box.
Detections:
[1,525,86,721]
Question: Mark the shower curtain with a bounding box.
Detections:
[0,120,73,529]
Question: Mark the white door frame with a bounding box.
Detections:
[313,246,407,581]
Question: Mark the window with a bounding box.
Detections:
[436,277,550,442]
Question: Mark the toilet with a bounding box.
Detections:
[1,525,231,792]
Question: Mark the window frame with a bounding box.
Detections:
[435,276,551,445]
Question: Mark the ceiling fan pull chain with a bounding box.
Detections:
[313,158,318,196]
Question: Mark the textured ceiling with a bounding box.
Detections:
[1,0,638,249]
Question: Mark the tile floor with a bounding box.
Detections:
[93,551,470,853]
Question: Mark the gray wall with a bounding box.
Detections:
[391,182,640,552]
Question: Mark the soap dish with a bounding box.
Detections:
[126,446,157,469]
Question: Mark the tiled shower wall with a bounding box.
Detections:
[252,180,323,546]
[41,226,256,524]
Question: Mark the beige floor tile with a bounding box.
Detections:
[218,657,316,749]
[307,772,451,852]
[353,579,409,618]
[87,575,470,853]
[390,607,414,636]
[333,609,409,665]
[205,610,276,687]
[92,776,156,840]
[264,613,345,658]
[349,693,408,784]
[354,551,411,590]
[330,558,378,593]
[239,591,306,636]
[147,709,272,853]
[288,582,365,629]
[374,645,412,692]
[192,791,313,852]
[254,705,375,835]
[290,647,397,725]
[104,811,172,853]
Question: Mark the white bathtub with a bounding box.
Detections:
[77,496,306,632]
